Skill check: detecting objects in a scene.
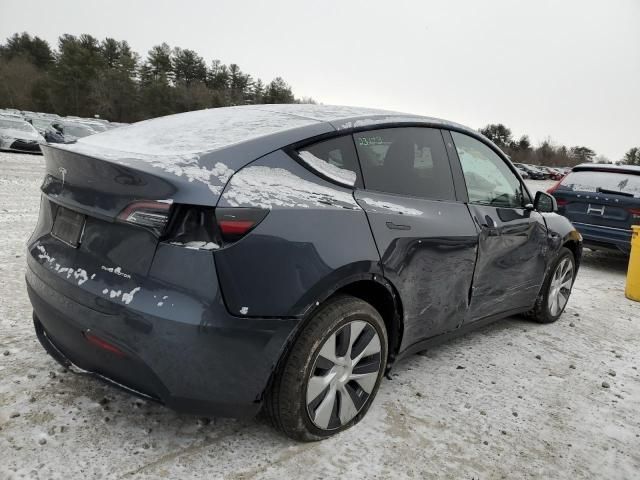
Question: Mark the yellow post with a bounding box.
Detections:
[626,225,640,302]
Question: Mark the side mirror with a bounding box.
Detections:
[534,191,558,213]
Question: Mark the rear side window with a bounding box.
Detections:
[297,136,360,187]
[353,127,456,200]
[559,171,640,197]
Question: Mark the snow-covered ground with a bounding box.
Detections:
[1,151,638,479]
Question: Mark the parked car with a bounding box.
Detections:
[515,163,546,180]
[549,163,640,253]
[27,105,582,441]
[28,116,62,140]
[51,121,98,142]
[26,116,53,136]
[538,166,563,180]
[515,165,530,179]
[0,117,44,154]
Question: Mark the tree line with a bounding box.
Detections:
[0,32,313,123]
[479,124,639,167]
[1,32,636,165]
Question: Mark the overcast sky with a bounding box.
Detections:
[1,0,638,160]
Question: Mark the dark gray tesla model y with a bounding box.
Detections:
[26,105,582,440]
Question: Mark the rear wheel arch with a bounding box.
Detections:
[262,276,404,406]
[332,279,403,363]
[282,276,404,368]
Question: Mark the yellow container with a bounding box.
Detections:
[626,225,640,302]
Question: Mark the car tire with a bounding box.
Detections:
[265,295,388,441]
[527,247,576,324]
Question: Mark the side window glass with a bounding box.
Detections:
[451,131,525,207]
[297,136,359,187]
[353,127,456,200]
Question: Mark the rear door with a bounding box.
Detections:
[447,131,548,322]
[353,127,478,347]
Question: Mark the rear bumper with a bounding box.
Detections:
[26,257,299,417]
[572,222,632,253]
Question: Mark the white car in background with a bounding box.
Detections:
[0,117,45,154]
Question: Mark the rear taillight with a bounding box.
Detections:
[163,206,269,249]
[628,207,640,219]
[117,200,171,232]
[215,208,269,243]
[555,198,568,206]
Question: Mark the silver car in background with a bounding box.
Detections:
[0,117,45,154]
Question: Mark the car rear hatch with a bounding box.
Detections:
[550,168,640,239]
[33,143,236,277]
[28,107,333,313]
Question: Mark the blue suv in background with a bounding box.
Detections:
[548,164,640,253]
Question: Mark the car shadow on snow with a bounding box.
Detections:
[579,248,630,274]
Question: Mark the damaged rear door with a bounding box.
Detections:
[353,127,478,348]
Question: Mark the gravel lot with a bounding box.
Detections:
[1,151,639,479]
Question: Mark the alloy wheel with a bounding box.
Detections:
[306,320,382,430]
[548,257,574,316]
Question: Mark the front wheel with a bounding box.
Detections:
[265,295,388,441]
[528,247,576,323]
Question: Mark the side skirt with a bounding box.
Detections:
[388,306,530,372]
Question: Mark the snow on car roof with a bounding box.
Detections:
[65,106,319,157]
[58,105,462,158]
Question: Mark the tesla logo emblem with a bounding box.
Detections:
[59,167,67,188]
[587,204,605,215]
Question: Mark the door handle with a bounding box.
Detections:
[386,222,411,231]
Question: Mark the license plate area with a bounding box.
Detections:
[51,206,85,248]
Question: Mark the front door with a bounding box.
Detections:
[448,131,548,322]
[353,127,478,348]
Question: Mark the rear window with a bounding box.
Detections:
[354,127,456,200]
[559,171,640,198]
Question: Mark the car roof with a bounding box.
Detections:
[61,104,478,158]
[573,163,640,175]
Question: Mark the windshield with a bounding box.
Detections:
[63,123,96,138]
[0,118,36,132]
[559,170,640,197]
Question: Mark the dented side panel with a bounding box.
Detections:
[354,190,478,348]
